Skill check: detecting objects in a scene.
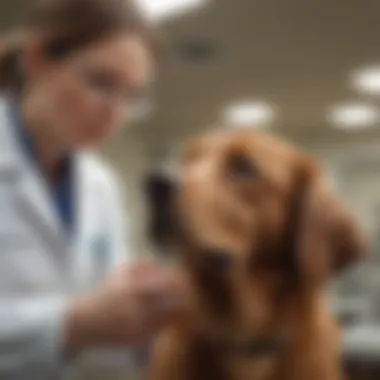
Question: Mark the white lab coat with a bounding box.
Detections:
[0,97,135,379]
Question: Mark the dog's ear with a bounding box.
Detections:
[295,162,367,286]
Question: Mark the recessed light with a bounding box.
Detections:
[328,103,379,130]
[138,0,207,21]
[351,66,380,95]
[222,101,275,128]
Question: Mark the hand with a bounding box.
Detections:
[64,260,185,351]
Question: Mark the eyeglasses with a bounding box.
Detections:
[73,65,152,120]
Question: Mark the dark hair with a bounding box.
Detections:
[0,0,161,91]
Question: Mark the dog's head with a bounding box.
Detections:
[146,130,367,336]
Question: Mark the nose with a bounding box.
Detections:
[145,170,176,205]
[145,170,177,244]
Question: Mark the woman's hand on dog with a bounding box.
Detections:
[63,260,185,351]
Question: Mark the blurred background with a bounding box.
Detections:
[3,0,380,378]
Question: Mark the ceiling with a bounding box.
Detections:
[2,0,380,155]
[140,0,380,152]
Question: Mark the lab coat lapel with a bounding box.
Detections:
[16,158,67,250]
[0,98,69,275]
[72,153,101,292]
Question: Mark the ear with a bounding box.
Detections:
[296,163,368,286]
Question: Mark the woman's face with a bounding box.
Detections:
[25,32,155,149]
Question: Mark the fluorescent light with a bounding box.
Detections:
[222,101,275,128]
[351,66,380,95]
[137,0,206,21]
[328,103,379,130]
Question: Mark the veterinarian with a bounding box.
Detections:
[0,0,183,379]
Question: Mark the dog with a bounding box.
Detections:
[145,129,367,380]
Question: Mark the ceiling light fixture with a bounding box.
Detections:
[351,66,380,95]
[137,0,207,21]
[328,103,379,130]
[222,101,275,128]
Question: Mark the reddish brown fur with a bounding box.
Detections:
[148,130,367,380]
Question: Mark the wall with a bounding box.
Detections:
[303,138,380,306]
[304,138,380,237]
[102,131,153,258]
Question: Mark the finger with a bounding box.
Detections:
[115,260,158,283]
[130,260,159,278]
[141,281,186,316]
[135,270,178,294]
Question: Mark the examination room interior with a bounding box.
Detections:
[3,0,380,379]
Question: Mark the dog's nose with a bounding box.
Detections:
[145,170,176,204]
[145,170,177,245]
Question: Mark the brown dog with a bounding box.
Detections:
[145,130,367,380]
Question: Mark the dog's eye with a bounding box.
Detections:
[228,154,259,180]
